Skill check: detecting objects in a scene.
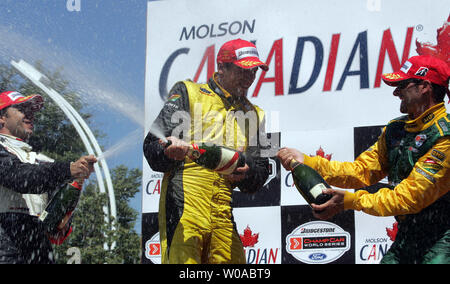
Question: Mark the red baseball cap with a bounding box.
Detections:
[217,39,269,71]
[0,91,44,112]
[382,55,450,89]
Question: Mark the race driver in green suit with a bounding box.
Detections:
[278,55,450,264]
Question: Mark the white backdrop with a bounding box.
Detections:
[142,0,449,264]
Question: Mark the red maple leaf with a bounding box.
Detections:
[386,222,398,242]
[316,146,325,157]
[240,225,259,247]
[312,146,333,161]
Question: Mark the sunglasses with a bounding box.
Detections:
[395,78,424,91]
[14,104,36,117]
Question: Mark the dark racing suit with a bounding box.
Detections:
[143,73,269,264]
[0,134,73,264]
[304,103,450,263]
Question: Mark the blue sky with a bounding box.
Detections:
[0,0,151,233]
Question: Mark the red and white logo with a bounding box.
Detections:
[415,134,427,147]
[145,232,161,264]
[6,91,24,101]
[415,67,429,77]
[288,237,302,250]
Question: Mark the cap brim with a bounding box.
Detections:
[235,57,269,71]
[381,71,411,86]
[15,94,44,111]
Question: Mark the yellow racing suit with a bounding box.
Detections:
[144,73,269,264]
[304,103,450,263]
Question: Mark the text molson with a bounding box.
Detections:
[159,25,414,100]
[179,20,256,41]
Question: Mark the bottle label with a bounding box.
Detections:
[215,148,240,175]
[309,183,327,199]
[38,210,49,221]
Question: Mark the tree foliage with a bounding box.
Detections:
[0,62,141,264]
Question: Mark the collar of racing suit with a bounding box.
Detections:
[209,72,256,112]
[0,133,32,153]
[403,103,447,133]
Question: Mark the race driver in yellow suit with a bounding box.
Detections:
[144,39,270,264]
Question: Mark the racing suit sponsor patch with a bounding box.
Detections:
[414,134,427,147]
[421,113,434,124]
[438,120,448,132]
[165,102,180,110]
[168,94,181,102]
[421,158,443,174]
[199,87,214,96]
[430,149,446,163]
[415,167,436,183]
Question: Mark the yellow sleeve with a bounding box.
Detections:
[344,137,450,216]
[303,129,389,189]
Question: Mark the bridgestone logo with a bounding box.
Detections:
[301,228,335,234]
[235,47,259,60]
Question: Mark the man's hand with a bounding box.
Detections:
[311,188,346,220]
[276,147,305,170]
[70,155,97,180]
[225,163,249,183]
[160,136,190,160]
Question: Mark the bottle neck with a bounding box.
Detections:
[289,159,301,170]
[187,144,201,160]
[70,180,83,190]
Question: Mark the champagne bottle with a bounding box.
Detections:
[164,140,245,174]
[39,181,82,233]
[188,143,245,174]
[289,159,332,208]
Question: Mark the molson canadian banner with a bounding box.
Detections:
[142,0,449,264]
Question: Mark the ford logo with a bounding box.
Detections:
[309,253,327,261]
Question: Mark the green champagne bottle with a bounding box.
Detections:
[289,159,332,207]
[164,140,245,174]
[39,181,82,233]
[188,143,245,175]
